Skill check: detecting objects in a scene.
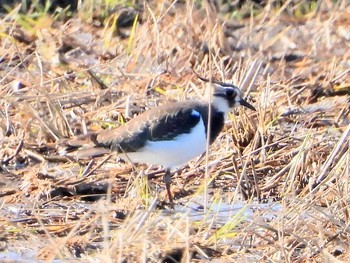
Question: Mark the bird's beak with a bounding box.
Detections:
[239,99,256,111]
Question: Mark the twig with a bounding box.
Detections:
[83,154,112,177]
[1,139,24,165]
[312,123,350,188]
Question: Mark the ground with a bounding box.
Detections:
[1,1,350,262]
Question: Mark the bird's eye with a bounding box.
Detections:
[226,89,234,97]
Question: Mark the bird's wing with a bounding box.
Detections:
[94,101,203,151]
[58,133,111,159]
[58,101,204,159]
[147,106,202,141]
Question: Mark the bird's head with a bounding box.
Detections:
[195,72,256,114]
[211,82,256,114]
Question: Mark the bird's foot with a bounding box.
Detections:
[163,169,174,205]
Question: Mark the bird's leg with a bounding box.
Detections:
[163,169,173,204]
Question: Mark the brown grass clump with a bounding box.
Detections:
[1,0,350,262]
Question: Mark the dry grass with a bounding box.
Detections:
[1,0,350,262]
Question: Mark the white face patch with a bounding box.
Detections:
[123,116,207,168]
[234,89,243,106]
[212,96,231,116]
[211,84,244,115]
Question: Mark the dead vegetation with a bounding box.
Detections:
[1,0,350,262]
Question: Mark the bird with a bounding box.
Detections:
[59,76,256,203]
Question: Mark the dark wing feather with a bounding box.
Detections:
[59,101,207,159]
[148,107,201,141]
[58,133,111,159]
[94,101,202,152]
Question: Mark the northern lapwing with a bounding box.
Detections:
[59,77,256,203]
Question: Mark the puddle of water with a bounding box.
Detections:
[0,251,38,263]
[172,198,282,226]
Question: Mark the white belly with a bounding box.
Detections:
[122,117,207,168]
